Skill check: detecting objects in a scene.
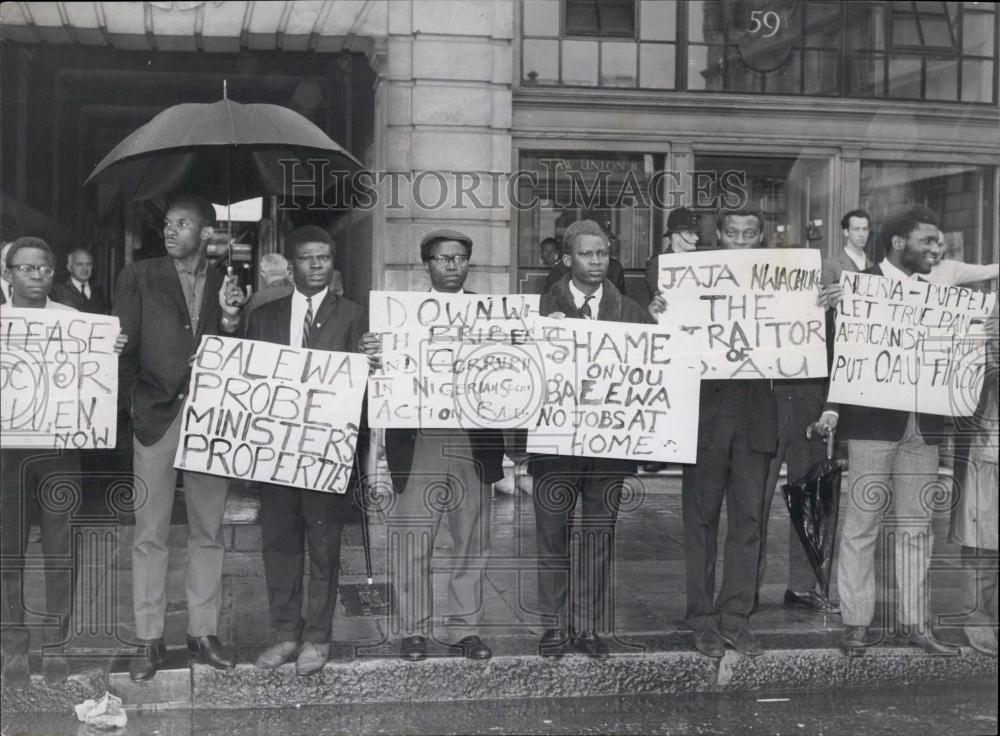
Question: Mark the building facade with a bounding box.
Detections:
[1,0,997,305]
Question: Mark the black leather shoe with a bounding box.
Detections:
[129,638,166,681]
[400,635,428,662]
[571,631,609,659]
[896,625,960,656]
[693,627,725,658]
[455,635,492,660]
[720,626,764,657]
[187,635,235,670]
[840,626,878,656]
[538,628,568,658]
[783,589,840,614]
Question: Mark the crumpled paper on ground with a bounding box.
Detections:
[74,691,128,729]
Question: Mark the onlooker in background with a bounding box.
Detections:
[949,304,999,658]
[927,234,999,286]
[244,253,293,314]
[539,237,560,268]
[52,247,108,314]
[644,207,700,299]
[822,210,873,287]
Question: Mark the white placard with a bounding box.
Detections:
[526,317,702,463]
[368,291,543,429]
[1,308,119,449]
[174,335,368,493]
[827,272,996,417]
[656,248,828,379]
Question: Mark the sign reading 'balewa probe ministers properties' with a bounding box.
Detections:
[367,291,543,430]
[174,335,368,493]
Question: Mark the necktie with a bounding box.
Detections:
[302,296,313,348]
[580,295,594,319]
[79,282,90,300]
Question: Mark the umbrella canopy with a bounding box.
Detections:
[86,98,363,204]
[781,433,843,597]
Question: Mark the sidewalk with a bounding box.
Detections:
[1,470,996,712]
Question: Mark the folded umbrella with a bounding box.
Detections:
[781,431,843,597]
[86,90,363,205]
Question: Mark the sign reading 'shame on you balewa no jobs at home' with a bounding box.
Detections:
[1,308,119,449]
[656,249,828,379]
[174,335,368,493]
[367,291,544,430]
[828,272,997,417]
[527,318,702,464]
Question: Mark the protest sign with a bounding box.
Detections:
[827,272,996,417]
[1,308,119,449]
[368,291,543,429]
[655,248,827,379]
[174,335,368,493]
[526,317,701,463]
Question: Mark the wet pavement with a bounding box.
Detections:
[2,682,996,735]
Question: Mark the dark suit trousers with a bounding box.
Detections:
[683,431,770,633]
[759,384,826,594]
[533,461,623,634]
[1,449,79,654]
[260,485,349,644]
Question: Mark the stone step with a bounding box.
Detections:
[2,633,995,713]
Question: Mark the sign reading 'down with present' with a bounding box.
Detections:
[656,249,828,379]
[174,335,368,493]
[527,318,701,463]
[368,291,543,429]
[1,308,119,449]
[827,272,996,417]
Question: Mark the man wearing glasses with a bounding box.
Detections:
[114,194,249,681]
[360,229,504,662]
[530,219,655,658]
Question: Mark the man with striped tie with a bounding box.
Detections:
[245,225,367,675]
[52,247,108,314]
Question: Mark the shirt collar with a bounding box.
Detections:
[844,246,868,270]
[568,279,603,310]
[293,286,328,307]
[71,277,88,289]
[173,257,207,276]
[879,258,918,282]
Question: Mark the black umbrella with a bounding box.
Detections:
[781,431,842,597]
[85,85,363,205]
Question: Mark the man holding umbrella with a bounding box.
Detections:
[115,194,250,680]
[247,226,367,675]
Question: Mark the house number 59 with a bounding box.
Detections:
[749,10,781,38]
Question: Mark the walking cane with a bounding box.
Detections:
[359,428,382,585]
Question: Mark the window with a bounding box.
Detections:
[519,0,998,103]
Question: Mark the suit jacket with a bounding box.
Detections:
[821,249,873,287]
[833,264,945,444]
[529,274,655,478]
[114,256,229,446]
[383,289,505,494]
[52,280,109,314]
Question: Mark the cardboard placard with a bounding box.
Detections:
[174,335,367,493]
[827,272,996,417]
[1,308,119,449]
[526,317,702,463]
[368,291,543,429]
[655,249,828,379]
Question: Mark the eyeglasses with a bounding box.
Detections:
[428,255,470,266]
[9,264,55,278]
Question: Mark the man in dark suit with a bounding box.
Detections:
[650,209,778,658]
[822,210,874,287]
[114,194,249,681]
[246,226,367,676]
[52,247,108,314]
[811,204,959,656]
[360,229,504,662]
[530,219,655,659]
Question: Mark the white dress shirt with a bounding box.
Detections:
[568,280,602,319]
[289,286,328,347]
[844,246,868,272]
[879,258,919,282]
[71,277,91,299]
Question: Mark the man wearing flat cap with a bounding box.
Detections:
[360,229,504,662]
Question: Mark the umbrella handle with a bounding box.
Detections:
[826,429,836,461]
